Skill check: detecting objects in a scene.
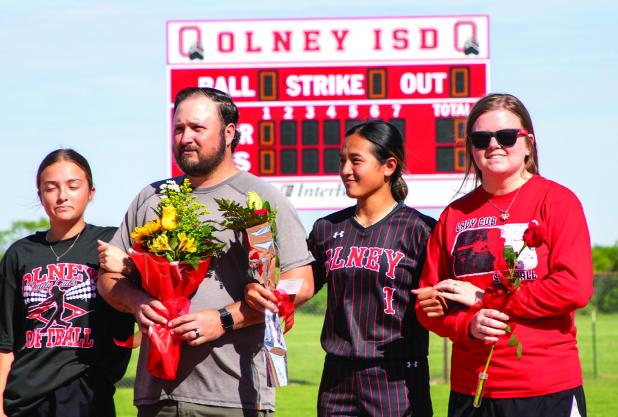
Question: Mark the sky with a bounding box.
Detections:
[1,1,616,245]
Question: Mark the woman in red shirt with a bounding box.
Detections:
[414,93,592,417]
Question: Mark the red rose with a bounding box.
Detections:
[253,209,269,216]
[482,284,510,311]
[523,220,546,248]
[495,271,516,292]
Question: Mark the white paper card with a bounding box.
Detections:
[276,278,304,295]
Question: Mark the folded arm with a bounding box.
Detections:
[505,193,593,319]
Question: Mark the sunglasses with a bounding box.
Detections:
[469,129,529,149]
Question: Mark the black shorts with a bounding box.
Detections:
[317,356,432,417]
[448,386,586,417]
[17,371,116,417]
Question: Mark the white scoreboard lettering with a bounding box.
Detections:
[166,16,490,210]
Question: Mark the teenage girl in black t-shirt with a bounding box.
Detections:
[0,149,133,417]
[245,121,435,417]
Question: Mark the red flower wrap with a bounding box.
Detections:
[130,247,211,380]
[273,289,295,333]
[523,220,546,248]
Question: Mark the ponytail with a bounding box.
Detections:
[391,175,408,202]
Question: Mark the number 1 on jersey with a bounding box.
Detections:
[383,287,396,315]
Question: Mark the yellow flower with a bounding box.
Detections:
[247,191,262,210]
[131,219,161,243]
[161,205,178,231]
[177,232,197,253]
[148,234,172,254]
[144,219,162,234]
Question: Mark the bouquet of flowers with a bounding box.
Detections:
[216,192,298,387]
[217,192,279,284]
[128,178,224,380]
[473,220,546,407]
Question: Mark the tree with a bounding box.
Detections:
[0,218,50,259]
[590,243,618,312]
[592,243,618,272]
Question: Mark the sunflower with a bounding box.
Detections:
[131,219,161,243]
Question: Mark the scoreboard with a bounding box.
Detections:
[166,16,489,210]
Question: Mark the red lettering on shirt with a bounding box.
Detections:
[366,247,384,271]
[383,287,396,314]
[345,246,368,268]
[384,249,405,279]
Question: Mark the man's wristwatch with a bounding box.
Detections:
[218,308,234,331]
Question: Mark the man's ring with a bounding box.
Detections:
[193,328,200,339]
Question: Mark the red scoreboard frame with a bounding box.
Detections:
[167,16,489,210]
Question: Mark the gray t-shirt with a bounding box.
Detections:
[111,171,313,410]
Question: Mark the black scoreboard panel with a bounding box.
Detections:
[280,121,297,145]
[280,149,297,174]
[176,115,472,176]
[226,103,473,177]
[323,148,340,173]
[255,116,410,176]
[435,117,466,172]
[323,120,341,145]
[302,121,319,145]
[259,119,342,176]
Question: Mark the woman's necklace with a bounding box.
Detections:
[487,186,522,222]
[354,202,398,227]
[47,230,83,261]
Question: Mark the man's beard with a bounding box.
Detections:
[174,133,226,177]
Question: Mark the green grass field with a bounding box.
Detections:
[114,312,618,417]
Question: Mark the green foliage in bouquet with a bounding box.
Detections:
[215,191,277,237]
[130,178,224,266]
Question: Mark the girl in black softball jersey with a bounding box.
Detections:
[246,120,435,417]
[0,149,133,417]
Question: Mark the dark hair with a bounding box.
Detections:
[462,93,539,189]
[173,87,241,151]
[345,120,408,201]
[36,148,93,190]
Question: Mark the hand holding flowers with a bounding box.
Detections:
[472,220,546,407]
[216,191,297,387]
[416,221,547,406]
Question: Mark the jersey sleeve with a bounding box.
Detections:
[505,187,593,318]
[415,211,476,344]
[0,246,21,351]
[411,214,437,288]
